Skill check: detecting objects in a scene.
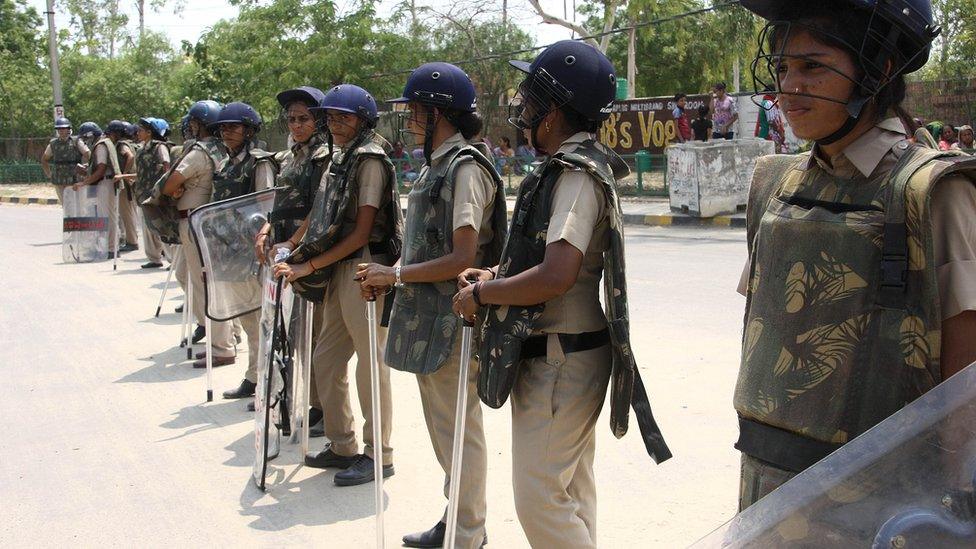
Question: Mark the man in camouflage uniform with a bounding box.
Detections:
[453,41,670,549]
[732,0,976,511]
[358,63,508,549]
[41,117,90,204]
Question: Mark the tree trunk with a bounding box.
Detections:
[137,0,145,38]
[627,24,636,99]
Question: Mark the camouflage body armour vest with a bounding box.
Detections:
[735,143,976,460]
[133,140,169,203]
[50,137,82,185]
[385,145,507,375]
[212,143,276,202]
[88,136,121,181]
[143,138,224,245]
[478,139,671,462]
[288,132,404,304]
[271,135,329,241]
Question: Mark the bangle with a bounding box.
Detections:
[394,265,404,287]
[473,281,484,307]
[488,267,497,280]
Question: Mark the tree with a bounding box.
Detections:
[0,0,50,138]
[528,0,621,52]
[60,0,130,57]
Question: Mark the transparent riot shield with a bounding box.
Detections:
[287,296,313,447]
[188,188,277,321]
[252,260,297,491]
[62,184,111,263]
[694,362,976,549]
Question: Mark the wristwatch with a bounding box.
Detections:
[394,265,404,288]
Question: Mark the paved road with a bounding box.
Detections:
[0,204,748,547]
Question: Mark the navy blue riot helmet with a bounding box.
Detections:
[54,117,71,129]
[78,121,102,138]
[124,122,138,139]
[216,102,263,132]
[389,62,481,162]
[105,119,128,137]
[320,84,379,126]
[187,99,223,130]
[276,86,326,109]
[741,0,940,144]
[388,62,477,112]
[509,40,616,143]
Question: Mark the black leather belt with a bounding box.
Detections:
[520,328,610,360]
[735,417,844,473]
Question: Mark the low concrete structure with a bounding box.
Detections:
[666,138,774,218]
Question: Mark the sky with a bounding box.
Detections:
[28,0,580,51]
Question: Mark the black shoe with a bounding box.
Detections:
[333,454,394,487]
[307,407,323,425]
[402,522,446,548]
[402,522,486,548]
[247,401,255,412]
[304,444,358,469]
[119,243,138,252]
[223,379,256,399]
[309,417,325,438]
[235,334,242,344]
[106,252,117,260]
[191,324,205,344]
[141,261,163,269]
[175,304,183,313]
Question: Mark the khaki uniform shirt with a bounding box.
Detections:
[155,143,172,165]
[534,132,610,335]
[737,118,976,320]
[425,132,497,266]
[92,141,116,181]
[174,145,217,210]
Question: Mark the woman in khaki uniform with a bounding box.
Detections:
[358,62,507,549]
[730,0,976,510]
[454,41,670,548]
[274,84,401,487]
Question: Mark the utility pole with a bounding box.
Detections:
[502,0,507,26]
[44,0,65,124]
[627,24,636,99]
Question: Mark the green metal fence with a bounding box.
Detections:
[393,152,669,197]
[0,160,46,184]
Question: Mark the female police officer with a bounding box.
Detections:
[452,41,670,548]
[727,0,976,510]
[357,63,507,548]
[273,85,402,487]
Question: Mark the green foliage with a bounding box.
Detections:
[0,0,50,137]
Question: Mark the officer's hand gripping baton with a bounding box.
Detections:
[445,289,477,549]
[366,292,385,548]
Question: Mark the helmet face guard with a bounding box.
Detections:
[508,68,574,132]
[747,1,939,144]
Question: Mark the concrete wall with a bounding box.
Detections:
[667,137,774,217]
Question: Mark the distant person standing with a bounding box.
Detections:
[672,93,693,142]
[691,105,713,142]
[755,87,786,152]
[953,125,974,150]
[41,117,90,203]
[711,82,738,139]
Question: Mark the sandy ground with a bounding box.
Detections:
[0,204,747,547]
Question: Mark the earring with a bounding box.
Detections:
[545,120,551,133]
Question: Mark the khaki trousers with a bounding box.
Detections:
[174,244,188,293]
[310,259,393,463]
[101,179,119,248]
[417,337,487,549]
[511,340,611,549]
[118,184,139,245]
[738,454,796,511]
[54,184,66,204]
[142,214,164,263]
[179,219,235,358]
[238,309,261,383]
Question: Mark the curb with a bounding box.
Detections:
[0,196,59,205]
[0,195,745,228]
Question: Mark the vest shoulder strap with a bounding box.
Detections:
[444,144,502,189]
[250,147,279,173]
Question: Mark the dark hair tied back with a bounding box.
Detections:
[443,109,484,140]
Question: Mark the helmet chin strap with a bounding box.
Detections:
[816,94,870,146]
